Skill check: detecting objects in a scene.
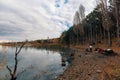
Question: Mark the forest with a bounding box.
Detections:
[60,0,120,47]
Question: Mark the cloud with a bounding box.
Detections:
[0,24,24,36]
[0,0,96,41]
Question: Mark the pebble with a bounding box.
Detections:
[96,70,102,73]
[88,73,91,75]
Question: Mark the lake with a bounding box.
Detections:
[0,45,73,80]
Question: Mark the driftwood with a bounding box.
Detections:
[6,43,25,80]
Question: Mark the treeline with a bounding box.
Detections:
[60,0,120,47]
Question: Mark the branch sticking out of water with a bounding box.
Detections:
[6,42,26,80]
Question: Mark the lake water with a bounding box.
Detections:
[0,45,72,80]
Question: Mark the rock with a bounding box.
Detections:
[88,73,91,75]
[96,70,102,73]
[79,55,81,57]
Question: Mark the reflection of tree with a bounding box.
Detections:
[0,55,6,70]
[60,50,75,66]
[0,45,6,70]
[61,57,66,66]
[0,45,7,54]
[24,46,28,51]
[2,46,7,53]
[6,43,25,80]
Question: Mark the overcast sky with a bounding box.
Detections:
[0,0,96,42]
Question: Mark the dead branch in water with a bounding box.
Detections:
[6,42,26,80]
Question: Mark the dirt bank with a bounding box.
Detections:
[56,44,120,80]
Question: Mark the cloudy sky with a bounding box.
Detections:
[0,0,96,42]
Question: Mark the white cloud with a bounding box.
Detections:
[0,0,96,41]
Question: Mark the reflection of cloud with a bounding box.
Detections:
[19,49,61,71]
[0,0,95,41]
[0,53,6,70]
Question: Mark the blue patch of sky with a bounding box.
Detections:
[55,4,60,8]
[55,0,60,8]
[54,0,68,8]
[65,21,71,28]
[64,0,68,4]
[59,21,71,28]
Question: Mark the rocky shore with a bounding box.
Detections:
[56,46,120,80]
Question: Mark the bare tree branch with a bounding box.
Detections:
[16,43,25,55]
[6,42,26,80]
[6,66,12,76]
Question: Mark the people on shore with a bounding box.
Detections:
[89,45,93,52]
[94,48,103,53]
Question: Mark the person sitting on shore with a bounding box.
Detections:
[89,45,93,52]
[94,48,103,53]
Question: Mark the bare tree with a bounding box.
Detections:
[73,4,85,45]
[79,4,85,23]
[78,4,85,44]
[114,0,120,46]
[73,11,81,44]
[73,11,81,26]
[98,0,112,47]
[7,43,25,80]
[78,4,85,35]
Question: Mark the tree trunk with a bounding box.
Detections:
[108,30,112,47]
[115,0,120,46]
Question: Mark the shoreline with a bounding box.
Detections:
[56,44,120,80]
[1,41,120,80]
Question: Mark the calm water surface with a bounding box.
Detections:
[0,45,71,80]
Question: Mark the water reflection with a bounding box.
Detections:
[0,45,7,53]
[0,45,73,80]
[61,58,66,66]
[0,46,7,71]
